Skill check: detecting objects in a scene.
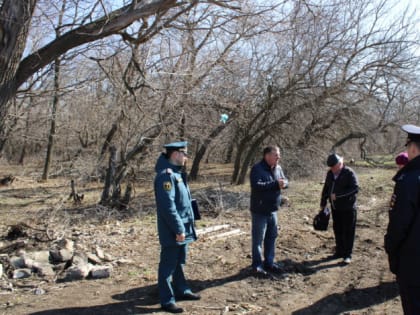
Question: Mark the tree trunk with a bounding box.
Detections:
[120,183,132,210]
[100,146,117,205]
[99,126,159,208]
[235,132,268,185]
[99,123,118,160]
[0,0,37,148]
[69,179,84,204]
[231,103,271,184]
[224,140,234,163]
[18,107,32,164]
[42,58,61,180]
[42,0,69,179]
[231,133,256,184]
[231,139,245,184]
[189,123,230,181]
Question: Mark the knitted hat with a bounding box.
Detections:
[395,152,408,166]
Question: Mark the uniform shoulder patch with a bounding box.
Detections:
[163,181,172,191]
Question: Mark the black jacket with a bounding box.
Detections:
[385,155,420,284]
[320,165,359,211]
[250,159,288,215]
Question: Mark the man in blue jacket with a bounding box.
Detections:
[385,124,420,315]
[154,141,200,314]
[250,145,288,277]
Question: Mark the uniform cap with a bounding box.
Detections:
[326,153,343,167]
[401,124,420,146]
[163,141,188,154]
[395,151,408,166]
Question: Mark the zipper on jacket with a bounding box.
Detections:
[330,180,336,210]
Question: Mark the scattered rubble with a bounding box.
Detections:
[1,233,116,284]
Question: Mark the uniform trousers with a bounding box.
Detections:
[158,244,192,306]
[397,278,420,315]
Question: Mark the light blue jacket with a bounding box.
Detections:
[154,153,196,247]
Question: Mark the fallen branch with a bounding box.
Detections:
[16,222,47,232]
[206,229,244,240]
[196,224,230,236]
[0,240,26,254]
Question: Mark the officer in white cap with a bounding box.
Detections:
[154,141,200,313]
[385,124,420,314]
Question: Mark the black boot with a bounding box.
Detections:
[162,303,183,313]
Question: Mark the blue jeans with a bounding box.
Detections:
[158,244,193,306]
[251,211,279,269]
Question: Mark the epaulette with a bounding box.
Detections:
[160,168,173,175]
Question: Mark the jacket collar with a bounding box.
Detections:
[261,159,276,171]
[155,153,183,173]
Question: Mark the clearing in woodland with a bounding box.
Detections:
[0,163,402,315]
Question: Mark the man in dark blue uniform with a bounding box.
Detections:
[154,141,200,314]
[320,153,359,264]
[385,124,420,315]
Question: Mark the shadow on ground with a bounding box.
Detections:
[28,268,251,315]
[27,260,399,315]
[292,281,399,315]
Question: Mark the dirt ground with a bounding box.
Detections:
[0,164,403,315]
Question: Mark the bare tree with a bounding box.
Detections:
[0,0,240,154]
[1,0,418,187]
[42,0,67,180]
[230,0,419,183]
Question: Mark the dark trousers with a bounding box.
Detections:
[398,278,420,315]
[158,244,191,306]
[331,209,356,258]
